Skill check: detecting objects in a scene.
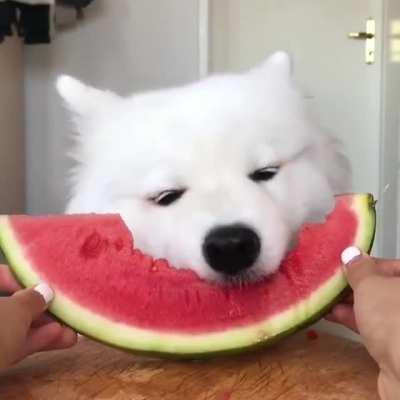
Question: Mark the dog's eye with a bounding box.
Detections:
[149,189,185,206]
[249,166,280,182]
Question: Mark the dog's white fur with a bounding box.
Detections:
[57,52,350,282]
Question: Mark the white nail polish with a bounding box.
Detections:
[341,246,362,265]
[33,282,54,304]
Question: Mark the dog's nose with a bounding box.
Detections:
[203,224,261,276]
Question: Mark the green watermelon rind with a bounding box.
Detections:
[0,194,376,359]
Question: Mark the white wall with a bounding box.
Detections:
[25,0,200,214]
[0,36,24,214]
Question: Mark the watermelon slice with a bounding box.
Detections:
[0,194,375,358]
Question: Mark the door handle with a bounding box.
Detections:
[348,18,376,64]
[348,32,374,39]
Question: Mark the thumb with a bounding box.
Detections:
[11,283,54,323]
[341,247,377,289]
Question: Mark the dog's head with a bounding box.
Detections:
[58,52,350,283]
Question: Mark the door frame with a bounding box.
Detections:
[197,0,400,257]
[198,0,210,78]
[379,0,400,258]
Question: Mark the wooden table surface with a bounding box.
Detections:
[0,331,379,400]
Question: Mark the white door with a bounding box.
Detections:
[203,0,400,258]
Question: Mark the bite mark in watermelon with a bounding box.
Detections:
[0,194,375,358]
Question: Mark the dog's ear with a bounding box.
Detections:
[252,51,292,81]
[56,75,120,117]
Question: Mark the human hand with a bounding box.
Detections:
[325,290,357,332]
[327,249,400,400]
[0,265,77,370]
[326,255,400,332]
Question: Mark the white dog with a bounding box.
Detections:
[57,52,350,283]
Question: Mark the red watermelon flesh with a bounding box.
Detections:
[0,194,375,357]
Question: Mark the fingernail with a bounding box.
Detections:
[341,246,362,265]
[33,282,54,304]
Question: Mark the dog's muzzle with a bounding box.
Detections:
[202,224,261,276]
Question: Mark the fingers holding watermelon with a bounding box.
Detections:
[327,248,400,399]
[326,249,400,332]
[22,320,77,359]
[0,264,21,293]
[325,301,358,333]
[0,267,77,370]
